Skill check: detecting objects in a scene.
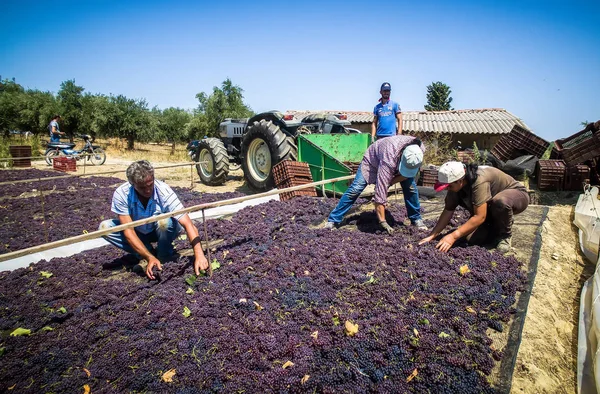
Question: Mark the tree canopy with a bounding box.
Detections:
[0,77,254,147]
[424,81,454,111]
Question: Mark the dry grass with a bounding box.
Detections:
[98,138,189,163]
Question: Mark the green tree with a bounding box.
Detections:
[424,81,454,111]
[57,80,85,141]
[157,107,192,143]
[95,94,151,149]
[18,89,59,135]
[0,79,25,137]
[193,78,254,138]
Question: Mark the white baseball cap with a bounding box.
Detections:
[398,145,423,178]
[434,161,466,192]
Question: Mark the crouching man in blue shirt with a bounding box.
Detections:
[99,160,209,280]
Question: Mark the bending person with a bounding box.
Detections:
[325,135,427,234]
[99,160,209,280]
[419,161,529,253]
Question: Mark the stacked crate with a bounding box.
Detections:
[420,168,438,188]
[272,160,317,201]
[491,124,551,162]
[53,157,77,172]
[564,164,591,191]
[536,160,566,191]
[456,151,475,164]
[9,145,32,168]
[554,127,600,167]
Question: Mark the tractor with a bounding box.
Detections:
[186,111,358,191]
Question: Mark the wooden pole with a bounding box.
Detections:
[0,174,354,263]
[38,177,49,244]
[202,209,213,277]
[0,161,210,187]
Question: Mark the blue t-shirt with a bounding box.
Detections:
[373,100,401,137]
[48,120,60,142]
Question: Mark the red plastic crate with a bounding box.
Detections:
[279,188,318,202]
[536,160,566,191]
[564,164,590,191]
[554,126,600,166]
[273,160,312,185]
[53,157,77,172]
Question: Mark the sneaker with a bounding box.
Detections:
[323,221,341,230]
[495,237,512,253]
[411,219,428,231]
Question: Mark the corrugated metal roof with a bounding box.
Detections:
[285,108,529,135]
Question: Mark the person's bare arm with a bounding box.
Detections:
[118,214,162,279]
[419,209,455,245]
[178,213,208,274]
[434,203,487,253]
[371,117,378,140]
[396,112,403,135]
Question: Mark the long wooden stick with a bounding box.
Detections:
[0,161,210,187]
[38,177,48,244]
[202,209,213,277]
[0,174,354,263]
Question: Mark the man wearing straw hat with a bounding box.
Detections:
[99,160,208,280]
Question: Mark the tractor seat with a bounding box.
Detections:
[47,142,76,149]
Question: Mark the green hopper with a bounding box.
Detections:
[297,133,372,195]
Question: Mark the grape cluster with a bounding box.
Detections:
[0,195,523,393]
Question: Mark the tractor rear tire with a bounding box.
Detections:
[240,119,298,191]
[195,138,229,186]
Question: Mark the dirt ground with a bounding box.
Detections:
[23,152,596,393]
[510,205,594,393]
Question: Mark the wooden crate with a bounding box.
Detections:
[491,125,550,162]
[9,145,32,168]
[53,157,77,172]
[564,164,590,191]
[554,127,600,166]
[536,160,566,191]
[420,168,438,188]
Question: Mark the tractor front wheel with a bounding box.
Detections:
[240,119,297,191]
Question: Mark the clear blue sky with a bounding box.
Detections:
[1,0,599,141]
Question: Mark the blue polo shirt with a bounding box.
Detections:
[373,100,401,137]
[111,180,184,234]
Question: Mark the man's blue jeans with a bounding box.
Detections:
[99,217,183,260]
[327,166,422,224]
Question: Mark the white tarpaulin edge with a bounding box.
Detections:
[2,193,279,272]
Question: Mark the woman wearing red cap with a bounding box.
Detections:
[418,161,529,253]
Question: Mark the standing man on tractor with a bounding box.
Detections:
[324,135,428,233]
[48,115,64,143]
[371,82,402,141]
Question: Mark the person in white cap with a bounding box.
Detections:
[418,161,529,253]
[324,135,427,234]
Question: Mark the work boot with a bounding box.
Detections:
[495,237,512,253]
[412,219,428,231]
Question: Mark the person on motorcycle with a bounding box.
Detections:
[99,160,209,280]
[48,115,65,143]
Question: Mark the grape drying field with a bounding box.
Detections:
[0,168,546,393]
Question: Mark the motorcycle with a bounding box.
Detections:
[45,134,106,166]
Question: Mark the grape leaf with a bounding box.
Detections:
[182,307,191,318]
[10,328,31,336]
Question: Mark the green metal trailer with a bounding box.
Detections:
[297,133,372,195]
